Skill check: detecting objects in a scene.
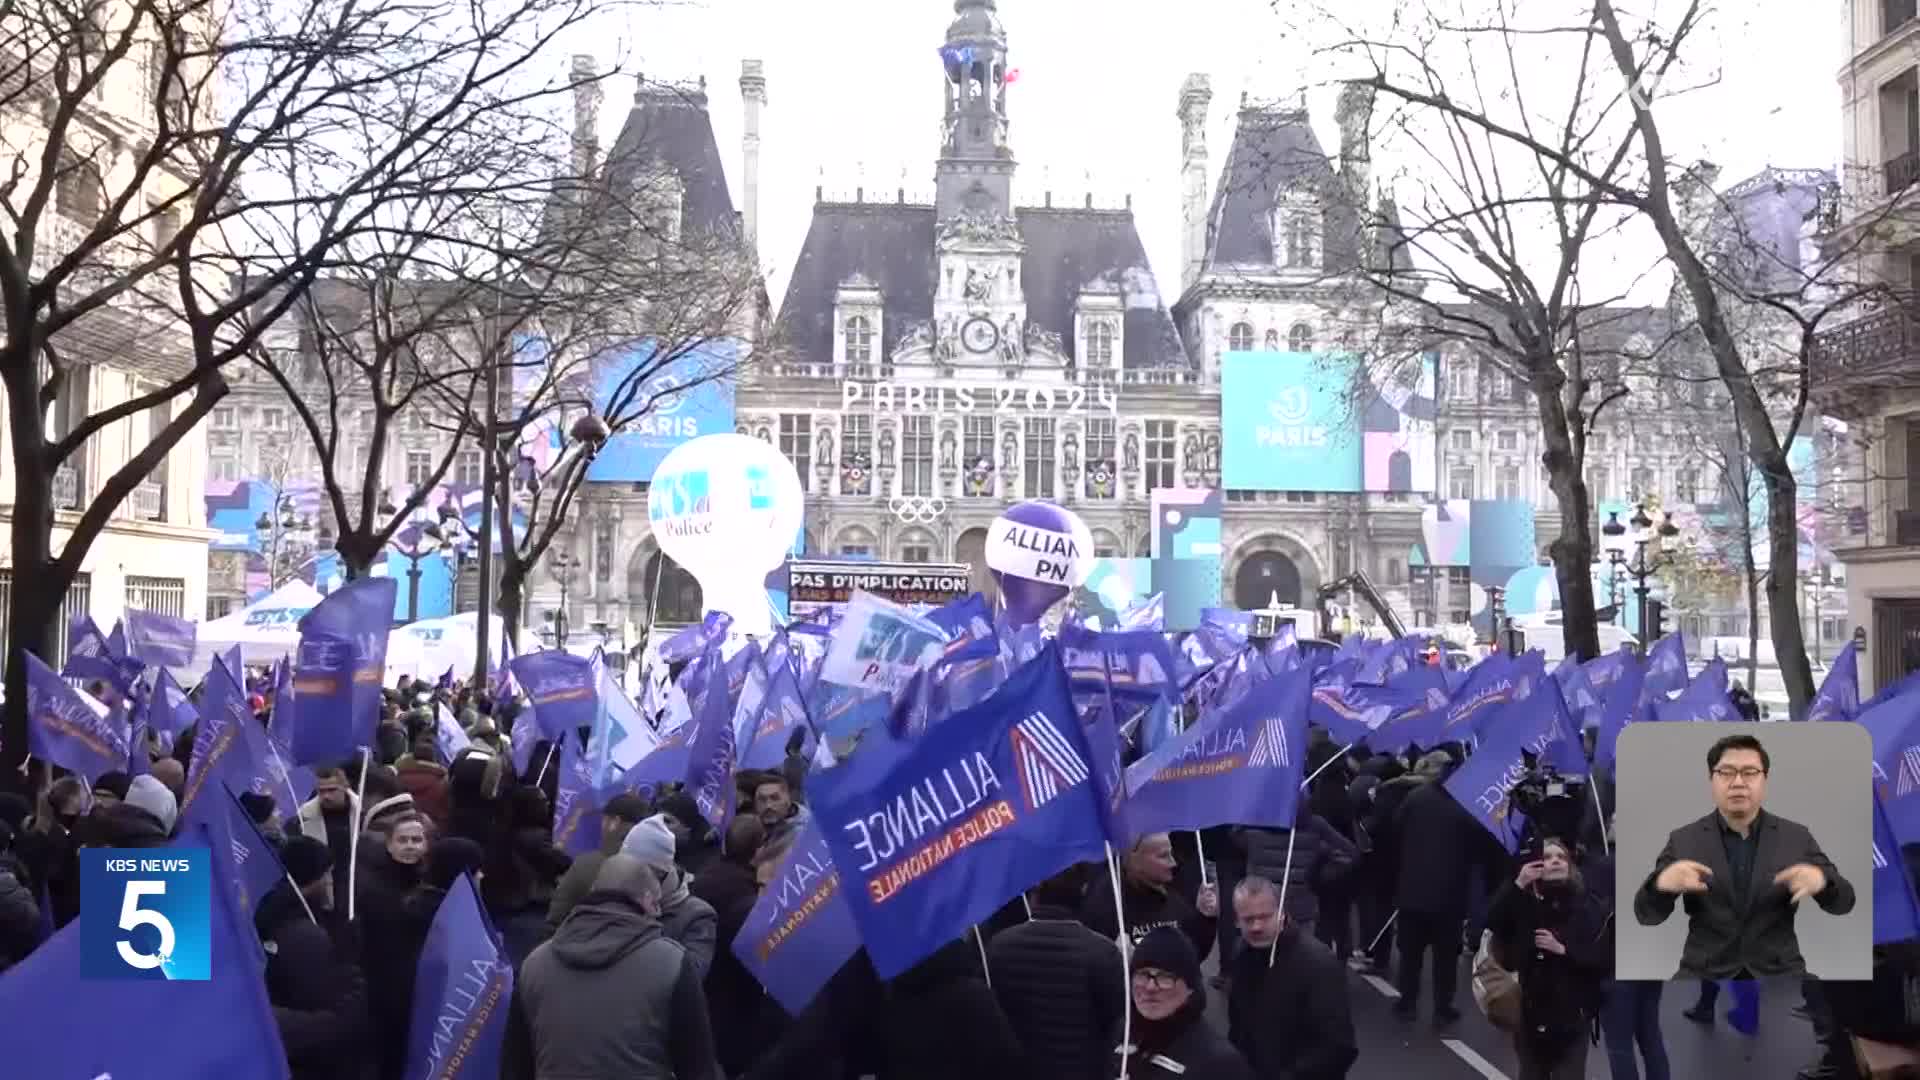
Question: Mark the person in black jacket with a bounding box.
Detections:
[1633,733,1856,980]
[1113,926,1253,1080]
[693,814,767,1078]
[1390,755,1506,1025]
[876,933,1025,1080]
[1227,875,1357,1080]
[1487,837,1611,1080]
[0,848,40,974]
[1082,833,1218,956]
[990,865,1127,1080]
[260,836,372,1080]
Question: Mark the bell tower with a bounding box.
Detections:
[935,0,1015,221]
[928,0,1029,371]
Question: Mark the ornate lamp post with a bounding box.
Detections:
[255,499,332,589]
[1602,498,1682,648]
[381,497,475,622]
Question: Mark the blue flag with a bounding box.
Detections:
[289,576,396,766]
[1125,666,1310,838]
[808,645,1116,978]
[1594,655,1648,773]
[24,652,127,782]
[1443,691,1587,852]
[0,821,288,1075]
[1059,623,1178,705]
[685,646,740,834]
[180,654,281,818]
[152,667,199,736]
[551,737,603,857]
[405,873,514,1080]
[62,613,118,683]
[511,649,600,741]
[123,607,197,669]
[731,820,861,1015]
[1808,641,1862,723]
[1873,789,1920,945]
[182,781,286,925]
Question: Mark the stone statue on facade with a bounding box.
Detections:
[877,426,896,474]
[1000,428,1018,482]
[940,430,957,469]
[963,264,999,306]
[1123,430,1140,475]
[816,427,834,470]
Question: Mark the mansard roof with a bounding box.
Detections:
[773,200,1186,370]
[605,80,741,239]
[1203,104,1357,270]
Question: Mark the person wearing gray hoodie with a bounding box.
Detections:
[620,814,718,978]
[503,854,720,1080]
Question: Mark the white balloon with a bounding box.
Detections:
[648,433,805,636]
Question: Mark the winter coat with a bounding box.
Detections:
[1227,928,1357,1080]
[256,884,372,1080]
[656,866,718,979]
[875,937,1026,1080]
[502,890,720,1080]
[690,856,764,1076]
[1112,1000,1254,1080]
[1487,878,1610,1055]
[545,839,618,933]
[1392,777,1505,918]
[0,856,41,973]
[81,802,172,848]
[1237,810,1360,926]
[393,759,450,829]
[1080,875,1216,960]
[988,906,1127,1080]
[360,885,444,1080]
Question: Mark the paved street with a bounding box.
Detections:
[1201,956,1819,1079]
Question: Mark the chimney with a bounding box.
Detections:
[1335,81,1375,211]
[1178,73,1213,293]
[740,59,768,250]
[1673,160,1723,246]
[570,54,602,178]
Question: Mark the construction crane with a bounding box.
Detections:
[1314,570,1407,641]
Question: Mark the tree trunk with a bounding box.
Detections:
[1760,458,1816,716]
[1745,569,1761,691]
[495,561,525,660]
[332,530,380,580]
[1534,370,1604,661]
[0,492,62,792]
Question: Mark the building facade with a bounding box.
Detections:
[1814,0,1920,694]
[566,0,1780,641]
[0,9,218,660]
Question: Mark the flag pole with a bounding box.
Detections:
[1104,842,1134,1080]
[1268,828,1299,969]
[1300,741,1357,790]
[972,925,993,989]
[1589,778,1610,856]
[346,746,370,921]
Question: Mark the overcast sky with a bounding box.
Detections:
[586,0,1843,307]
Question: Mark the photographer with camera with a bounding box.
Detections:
[1487,836,1611,1079]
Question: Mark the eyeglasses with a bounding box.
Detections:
[1712,766,1765,782]
[1131,969,1181,991]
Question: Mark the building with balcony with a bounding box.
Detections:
[1813,0,1920,693]
[0,6,218,661]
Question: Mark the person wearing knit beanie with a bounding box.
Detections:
[1117,927,1252,1079]
[280,835,333,893]
[123,775,178,835]
[620,814,676,870]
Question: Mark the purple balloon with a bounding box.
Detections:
[987,501,1088,628]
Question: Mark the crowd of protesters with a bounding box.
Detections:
[2,668,1919,1080]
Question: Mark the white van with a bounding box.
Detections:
[1509,615,1638,665]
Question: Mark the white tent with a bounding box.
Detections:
[388,612,513,682]
[189,579,324,671]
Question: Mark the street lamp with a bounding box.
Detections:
[547,548,579,648]
[254,498,332,588]
[389,501,473,622]
[1601,498,1681,648]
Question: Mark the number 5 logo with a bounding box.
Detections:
[116,880,175,969]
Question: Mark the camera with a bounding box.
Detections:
[1507,765,1588,847]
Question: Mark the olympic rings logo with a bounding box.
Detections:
[888,496,946,524]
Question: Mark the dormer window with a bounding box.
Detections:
[1274,191,1322,269]
[1087,321,1115,366]
[1289,323,1314,352]
[845,315,874,364]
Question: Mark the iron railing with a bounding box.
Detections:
[131,481,165,522]
[1810,301,1920,393]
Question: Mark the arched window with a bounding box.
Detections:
[1228,322,1255,352]
[1288,323,1314,352]
[845,315,873,365]
[1675,468,1699,504]
[1087,321,1115,366]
